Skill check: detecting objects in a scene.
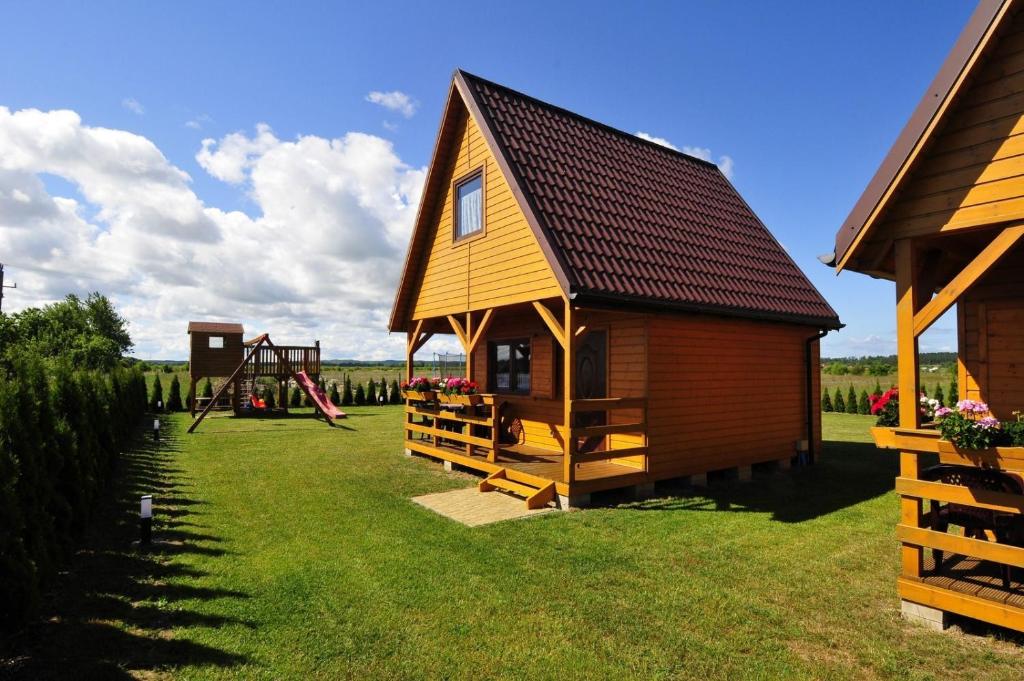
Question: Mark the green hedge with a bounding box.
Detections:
[0,354,146,628]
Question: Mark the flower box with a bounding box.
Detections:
[402,390,436,402]
[440,393,483,406]
[936,439,1024,472]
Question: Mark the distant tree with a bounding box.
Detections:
[873,379,883,397]
[834,388,845,413]
[934,384,945,407]
[202,378,213,398]
[0,292,132,369]
[949,378,959,405]
[166,375,184,411]
[821,391,833,412]
[264,387,276,409]
[318,377,327,393]
[341,375,354,406]
[329,382,341,405]
[162,364,173,374]
[149,374,164,412]
[858,390,871,415]
[378,376,388,404]
[366,379,377,406]
[354,383,366,406]
[846,385,858,414]
[389,379,402,405]
[290,385,302,407]
[921,385,928,397]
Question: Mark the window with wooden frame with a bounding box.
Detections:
[208,336,224,349]
[453,170,483,241]
[488,338,531,394]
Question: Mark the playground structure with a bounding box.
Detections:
[186,321,345,433]
[432,352,465,378]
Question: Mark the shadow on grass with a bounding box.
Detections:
[0,418,249,679]
[623,439,901,523]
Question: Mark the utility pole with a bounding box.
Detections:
[0,264,16,312]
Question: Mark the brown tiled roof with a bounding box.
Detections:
[187,321,244,334]
[459,71,840,328]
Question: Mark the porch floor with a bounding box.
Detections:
[916,553,1024,609]
[405,436,648,496]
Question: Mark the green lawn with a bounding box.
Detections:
[4,410,1024,679]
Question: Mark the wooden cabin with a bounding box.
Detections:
[390,71,841,509]
[186,321,322,417]
[831,0,1024,632]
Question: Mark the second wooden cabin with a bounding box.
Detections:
[390,71,841,508]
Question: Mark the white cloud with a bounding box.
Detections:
[636,131,678,151]
[185,113,212,130]
[635,132,735,180]
[0,107,426,360]
[366,90,418,118]
[121,97,144,115]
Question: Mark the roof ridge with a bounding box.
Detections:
[455,69,722,172]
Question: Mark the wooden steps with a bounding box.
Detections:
[478,469,556,509]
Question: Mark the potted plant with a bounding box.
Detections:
[437,376,481,407]
[400,376,438,402]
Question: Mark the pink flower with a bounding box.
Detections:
[934,407,952,419]
[978,417,1001,429]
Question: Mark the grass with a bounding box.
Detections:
[4,410,1024,679]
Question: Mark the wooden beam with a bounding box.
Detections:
[468,308,495,352]
[894,238,923,579]
[446,314,469,351]
[533,301,567,348]
[913,224,1024,336]
[895,477,1024,515]
[897,524,1024,568]
[407,319,425,354]
[563,300,575,485]
[898,577,1024,633]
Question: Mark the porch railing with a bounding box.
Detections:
[873,426,1024,627]
[569,397,649,471]
[404,396,500,461]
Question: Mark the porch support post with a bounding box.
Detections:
[406,319,432,380]
[563,299,575,485]
[895,238,923,579]
[913,223,1024,337]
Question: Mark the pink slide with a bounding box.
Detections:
[295,371,346,421]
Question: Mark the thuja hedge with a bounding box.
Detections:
[0,353,147,628]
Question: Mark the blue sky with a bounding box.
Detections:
[0,1,976,359]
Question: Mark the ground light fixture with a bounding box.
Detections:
[153,418,160,442]
[140,494,153,546]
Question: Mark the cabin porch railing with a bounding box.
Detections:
[403,395,501,462]
[873,426,1024,630]
[569,397,649,472]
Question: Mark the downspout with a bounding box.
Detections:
[804,329,830,465]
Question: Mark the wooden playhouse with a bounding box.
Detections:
[390,71,841,509]
[831,0,1024,632]
[186,321,341,432]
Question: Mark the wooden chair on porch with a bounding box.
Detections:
[922,464,1024,589]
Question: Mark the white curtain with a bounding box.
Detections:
[457,178,482,237]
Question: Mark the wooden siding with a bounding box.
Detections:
[878,17,1024,240]
[410,110,562,320]
[646,315,819,478]
[959,244,1024,418]
[189,332,244,378]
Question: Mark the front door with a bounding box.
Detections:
[575,330,607,453]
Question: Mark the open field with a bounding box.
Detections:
[821,370,956,397]
[6,410,1023,679]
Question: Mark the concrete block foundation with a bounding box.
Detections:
[901,600,949,632]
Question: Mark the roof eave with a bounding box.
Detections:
[573,290,843,331]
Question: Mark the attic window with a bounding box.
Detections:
[454,172,483,240]
[209,336,224,349]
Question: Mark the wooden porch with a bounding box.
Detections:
[403,393,650,501]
